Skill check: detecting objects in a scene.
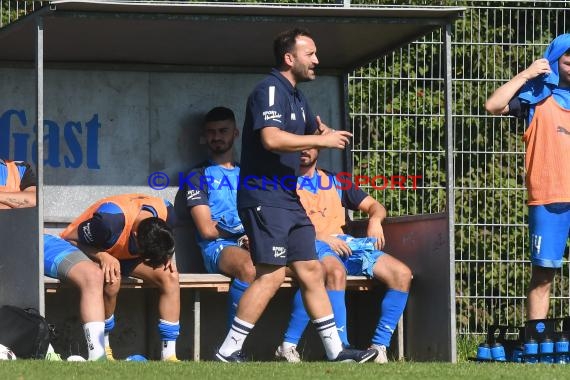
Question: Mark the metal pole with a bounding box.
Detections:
[193,290,201,361]
[36,15,45,316]
[444,22,457,363]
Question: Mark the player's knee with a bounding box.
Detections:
[104,281,121,298]
[236,262,256,283]
[324,263,346,290]
[80,266,104,290]
[156,270,180,291]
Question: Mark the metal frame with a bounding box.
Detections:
[0,0,463,362]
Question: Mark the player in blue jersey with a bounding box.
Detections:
[47,194,181,361]
[274,148,412,363]
[180,107,255,329]
[215,28,377,363]
[0,158,36,209]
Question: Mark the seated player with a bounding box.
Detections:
[275,148,412,363]
[44,233,107,360]
[179,106,255,329]
[58,193,181,361]
[0,158,36,209]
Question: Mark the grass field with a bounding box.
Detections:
[2,361,570,380]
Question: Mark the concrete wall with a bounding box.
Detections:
[0,67,344,220]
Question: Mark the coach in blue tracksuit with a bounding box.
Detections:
[215,27,377,363]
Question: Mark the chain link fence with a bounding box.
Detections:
[2,0,569,339]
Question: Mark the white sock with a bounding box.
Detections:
[161,340,177,360]
[83,322,105,360]
[282,341,297,350]
[219,317,254,356]
[312,315,343,360]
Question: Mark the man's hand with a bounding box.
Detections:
[238,235,250,251]
[319,235,352,257]
[96,252,121,284]
[521,58,551,81]
[320,129,353,149]
[367,221,386,250]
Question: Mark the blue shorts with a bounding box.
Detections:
[45,234,141,278]
[316,235,384,278]
[44,234,90,279]
[529,203,570,268]
[239,205,317,266]
[200,238,240,274]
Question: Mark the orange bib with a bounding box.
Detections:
[60,194,168,259]
[523,96,570,205]
[0,160,22,192]
[297,169,346,236]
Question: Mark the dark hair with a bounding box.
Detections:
[204,106,236,125]
[273,27,313,67]
[137,217,175,266]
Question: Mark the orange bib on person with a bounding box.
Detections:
[0,160,22,192]
[523,96,570,205]
[297,169,346,236]
[60,194,168,260]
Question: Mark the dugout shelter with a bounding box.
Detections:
[0,0,464,361]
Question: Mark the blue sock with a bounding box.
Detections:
[283,289,310,345]
[372,288,409,347]
[104,315,115,334]
[227,279,250,331]
[327,290,349,346]
[158,319,180,341]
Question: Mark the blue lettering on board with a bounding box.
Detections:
[0,109,100,169]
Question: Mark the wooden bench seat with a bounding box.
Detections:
[44,274,373,292]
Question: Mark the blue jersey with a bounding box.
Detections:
[184,160,243,247]
[238,68,318,209]
[76,199,175,256]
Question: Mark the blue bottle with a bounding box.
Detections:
[524,338,539,363]
[555,336,569,364]
[491,342,506,362]
[540,338,555,363]
[512,344,524,363]
[477,342,492,361]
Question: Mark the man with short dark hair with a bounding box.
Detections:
[215,28,377,363]
[180,106,255,329]
[54,193,181,361]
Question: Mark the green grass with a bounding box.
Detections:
[2,361,570,380]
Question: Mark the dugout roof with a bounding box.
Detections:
[0,0,464,71]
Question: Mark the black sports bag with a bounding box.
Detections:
[0,305,52,359]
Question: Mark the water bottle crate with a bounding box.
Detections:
[475,319,570,363]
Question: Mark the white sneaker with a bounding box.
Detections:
[274,345,301,363]
[369,344,388,363]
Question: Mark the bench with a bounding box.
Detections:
[44,273,379,360]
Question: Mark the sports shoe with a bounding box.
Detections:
[45,352,63,361]
[215,350,246,363]
[332,347,378,363]
[369,344,388,363]
[162,355,180,362]
[275,345,301,363]
[105,346,115,361]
